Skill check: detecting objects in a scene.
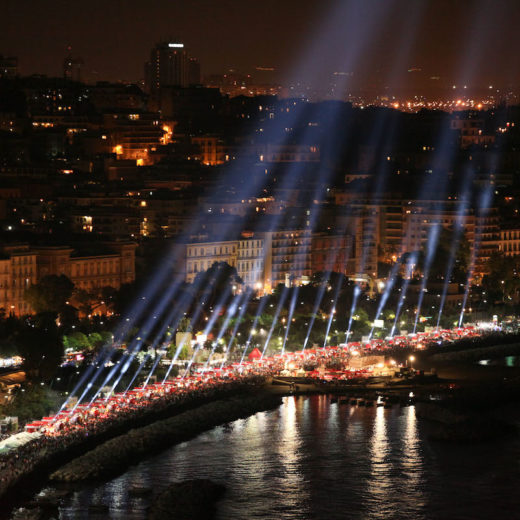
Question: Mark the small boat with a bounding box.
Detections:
[88,504,110,513]
[349,399,357,405]
[339,398,349,405]
[384,402,393,408]
[357,400,365,406]
[330,397,338,404]
[365,401,374,407]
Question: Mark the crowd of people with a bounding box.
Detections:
[0,369,269,497]
[0,325,483,498]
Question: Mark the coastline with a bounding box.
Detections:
[50,391,283,483]
[0,381,268,514]
[4,338,520,515]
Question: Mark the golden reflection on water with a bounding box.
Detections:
[367,405,392,502]
[401,406,425,508]
[277,397,308,486]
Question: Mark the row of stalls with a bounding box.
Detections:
[23,326,482,435]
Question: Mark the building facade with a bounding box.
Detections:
[0,245,37,315]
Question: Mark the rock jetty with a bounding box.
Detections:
[50,393,282,482]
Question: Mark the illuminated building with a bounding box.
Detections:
[474,208,500,277]
[103,111,164,164]
[34,242,136,292]
[262,229,313,287]
[451,114,495,148]
[70,209,141,238]
[311,234,353,275]
[497,226,520,256]
[185,240,238,284]
[63,47,83,82]
[192,136,228,165]
[237,237,266,293]
[144,42,200,93]
[184,230,358,292]
[255,144,320,163]
[0,245,37,316]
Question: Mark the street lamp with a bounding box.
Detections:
[409,355,415,370]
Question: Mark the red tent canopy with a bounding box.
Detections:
[248,348,262,360]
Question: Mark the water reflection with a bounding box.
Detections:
[56,396,520,520]
[275,397,310,516]
[367,406,390,502]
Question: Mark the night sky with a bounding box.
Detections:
[2,0,520,89]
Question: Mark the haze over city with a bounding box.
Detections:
[0,1,520,518]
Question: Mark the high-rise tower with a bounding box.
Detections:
[145,42,188,92]
[144,42,200,93]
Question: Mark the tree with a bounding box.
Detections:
[177,317,192,333]
[4,385,63,423]
[193,262,243,306]
[24,275,74,314]
[482,252,520,304]
[73,288,94,317]
[15,314,64,381]
[88,332,104,349]
[428,227,470,283]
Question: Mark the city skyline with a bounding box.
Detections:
[2,0,520,92]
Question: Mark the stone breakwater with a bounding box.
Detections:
[0,379,266,509]
[50,392,283,482]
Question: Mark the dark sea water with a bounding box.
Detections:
[56,395,520,520]
[479,355,520,367]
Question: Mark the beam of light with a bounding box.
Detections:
[201,287,238,370]
[458,97,508,328]
[65,0,403,404]
[302,281,328,352]
[323,278,343,348]
[281,287,299,355]
[123,352,151,394]
[346,284,362,343]
[284,0,402,338]
[413,223,442,334]
[109,295,185,397]
[410,114,458,333]
[282,0,396,99]
[62,251,208,412]
[240,294,270,364]
[459,178,495,327]
[159,276,222,384]
[158,276,225,385]
[67,67,303,409]
[210,291,243,349]
[183,344,202,378]
[80,0,393,400]
[220,290,252,368]
[412,0,504,334]
[122,259,230,390]
[142,352,164,389]
[87,279,182,405]
[455,0,502,90]
[368,260,402,339]
[390,252,418,337]
[261,286,290,358]
[436,171,474,329]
